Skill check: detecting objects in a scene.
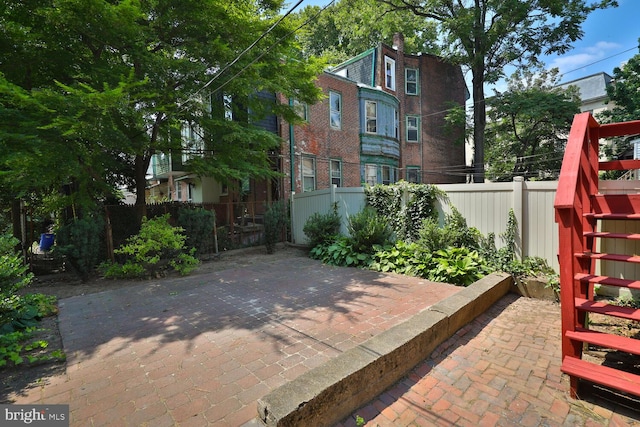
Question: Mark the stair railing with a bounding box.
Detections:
[554,112,640,398]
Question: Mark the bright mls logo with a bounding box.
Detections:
[1,405,68,426]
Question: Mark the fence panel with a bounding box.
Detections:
[292,181,562,271]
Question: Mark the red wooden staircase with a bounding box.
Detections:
[554,112,640,398]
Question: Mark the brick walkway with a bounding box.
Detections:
[339,295,640,427]
[9,252,640,426]
[10,255,462,426]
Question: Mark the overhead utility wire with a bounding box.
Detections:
[210,0,335,96]
[183,0,311,106]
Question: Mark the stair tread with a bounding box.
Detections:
[584,232,640,240]
[574,273,640,290]
[584,213,640,220]
[574,252,640,263]
[562,357,640,397]
[575,298,640,321]
[566,328,640,355]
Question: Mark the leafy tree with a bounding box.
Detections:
[597,43,640,163]
[294,0,438,64]
[380,0,617,182]
[0,0,323,219]
[485,68,580,181]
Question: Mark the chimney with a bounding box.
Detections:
[392,33,404,52]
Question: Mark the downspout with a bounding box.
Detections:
[288,99,295,193]
[288,99,296,244]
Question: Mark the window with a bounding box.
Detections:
[365,101,377,134]
[176,181,183,201]
[302,157,316,192]
[385,56,396,90]
[293,99,308,121]
[329,91,342,129]
[181,123,205,163]
[382,166,391,185]
[394,109,399,139]
[406,116,419,143]
[407,167,420,183]
[365,164,377,186]
[406,68,418,95]
[330,159,342,187]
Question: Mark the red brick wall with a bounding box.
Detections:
[280,73,362,199]
[377,44,467,184]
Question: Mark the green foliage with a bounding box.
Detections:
[365,181,444,241]
[598,46,640,162]
[303,203,342,249]
[417,206,482,252]
[56,214,105,281]
[177,207,215,256]
[430,247,489,286]
[309,236,372,267]
[264,201,287,254]
[0,327,65,368]
[294,0,440,64]
[0,235,32,296]
[370,241,487,286]
[104,214,199,279]
[0,0,324,214]
[485,68,580,181]
[369,241,432,277]
[347,206,394,253]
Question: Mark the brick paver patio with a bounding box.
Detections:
[8,251,640,426]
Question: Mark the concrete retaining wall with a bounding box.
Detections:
[256,272,513,426]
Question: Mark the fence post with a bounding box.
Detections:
[513,176,524,260]
[290,192,296,244]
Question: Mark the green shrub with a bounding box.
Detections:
[303,203,341,249]
[369,241,434,278]
[370,242,488,286]
[103,214,199,279]
[365,182,444,241]
[56,214,105,281]
[430,247,489,286]
[177,207,215,256]
[309,236,371,267]
[347,207,394,253]
[417,206,482,252]
[0,235,32,296]
[0,327,65,368]
[264,201,287,254]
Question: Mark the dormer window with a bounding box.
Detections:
[385,56,396,91]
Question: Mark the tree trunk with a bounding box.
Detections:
[472,66,486,183]
[134,153,150,223]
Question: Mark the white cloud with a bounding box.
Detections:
[548,41,622,75]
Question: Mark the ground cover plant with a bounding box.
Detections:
[0,234,64,368]
[303,183,557,287]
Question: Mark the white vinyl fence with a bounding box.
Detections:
[291,179,640,281]
[292,178,561,270]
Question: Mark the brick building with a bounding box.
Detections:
[279,33,468,199]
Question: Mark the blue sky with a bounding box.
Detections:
[293,0,640,85]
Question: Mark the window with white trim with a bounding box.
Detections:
[385,56,396,90]
[406,68,418,95]
[302,157,316,192]
[365,164,377,186]
[329,91,342,129]
[406,116,419,143]
[330,159,342,187]
[365,101,377,134]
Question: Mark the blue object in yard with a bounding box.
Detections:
[39,233,55,251]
